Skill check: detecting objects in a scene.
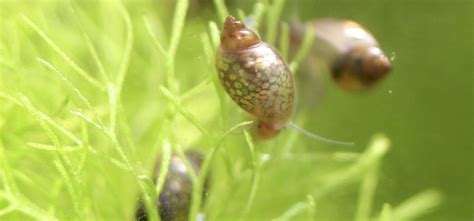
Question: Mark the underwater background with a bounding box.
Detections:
[0,0,472,220]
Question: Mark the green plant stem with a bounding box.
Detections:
[208,21,221,49]
[0,134,58,220]
[213,0,229,23]
[143,16,167,56]
[237,8,247,20]
[314,135,390,199]
[190,121,253,221]
[98,6,159,220]
[67,0,109,82]
[160,86,211,137]
[265,0,285,45]
[279,22,290,60]
[355,162,380,221]
[38,58,106,129]
[306,195,316,220]
[250,2,266,35]
[21,15,105,91]
[273,202,306,221]
[391,189,442,220]
[377,203,393,221]
[289,23,314,73]
[114,2,134,100]
[166,0,189,94]
[276,135,390,220]
[241,130,260,219]
[19,95,85,219]
[154,140,171,196]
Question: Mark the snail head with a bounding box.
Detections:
[253,121,281,139]
[221,16,261,51]
[332,45,391,90]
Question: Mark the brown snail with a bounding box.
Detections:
[135,150,208,221]
[216,16,296,139]
[216,16,352,145]
[290,18,392,91]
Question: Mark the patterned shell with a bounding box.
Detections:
[216,16,295,129]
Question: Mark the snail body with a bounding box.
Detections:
[291,18,391,91]
[136,150,208,221]
[216,16,295,139]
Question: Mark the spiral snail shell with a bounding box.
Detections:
[291,18,391,91]
[216,16,296,139]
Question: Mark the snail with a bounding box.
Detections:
[216,16,352,145]
[135,150,209,221]
[216,16,295,139]
[290,18,392,91]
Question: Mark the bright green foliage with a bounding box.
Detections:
[0,0,443,221]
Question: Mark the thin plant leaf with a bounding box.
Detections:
[67,0,109,82]
[237,8,246,20]
[115,3,133,96]
[273,202,306,221]
[0,139,57,221]
[180,76,212,100]
[2,92,83,145]
[242,130,260,219]
[192,120,253,221]
[160,86,210,137]
[355,163,380,221]
[208,21,221,49]
[38,58,106,128]
[21,15,104,90]
[200,32,214,65]
[378,203,393,221]
[306,195,316,220]
[19,95,84,218]
[0,205,15,216]
[212,0,230,23]
[143,16,167,56]
[26,142,82,152]
[279,22,290,60]
[250,2,266,34]
[289,23,314,72]
[392,189,442,220]
[154,140,171,194]
[266,0,285,45]
[165,0,189,93]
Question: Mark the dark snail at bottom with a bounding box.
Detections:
[135,150,208,221]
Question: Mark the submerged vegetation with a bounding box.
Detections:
[0,0,444,220]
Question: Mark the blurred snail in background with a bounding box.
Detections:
[216,16,352,145]
[136,150,208,221]
[289,18,392,91]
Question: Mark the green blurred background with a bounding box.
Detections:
[0,0,472,220]
[291,0,473,220]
